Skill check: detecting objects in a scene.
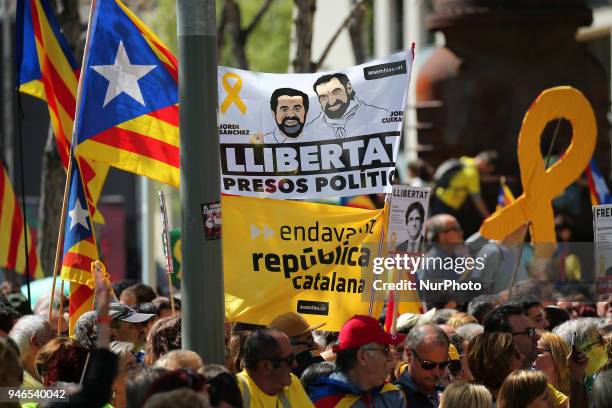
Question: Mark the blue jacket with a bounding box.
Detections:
[394,369,442,408]
[308,371,406,407]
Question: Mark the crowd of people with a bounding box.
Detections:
[1,269,611,407]
[0,151,610,407]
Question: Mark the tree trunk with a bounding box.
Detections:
[38,129,65,275]
[292,0,316,73]
[37,0,81,276]
[223,0,249,70]
[348,3,366,64]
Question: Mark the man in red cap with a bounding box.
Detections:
[307,315,407,407]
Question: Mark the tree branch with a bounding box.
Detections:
[217,1,229,56]
[292,0,316,73]
[314,0,365,71]
[348,1,366,64]
[244,0,275,36]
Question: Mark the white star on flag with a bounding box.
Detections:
[68,200,90,231]
[92,41,156,107]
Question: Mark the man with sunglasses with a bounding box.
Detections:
[268,312,326,377]
[237,328,314,407]
[484,303,540,369]
[395,324,450,407]
[108,303,155,350]
[308,315,407,407]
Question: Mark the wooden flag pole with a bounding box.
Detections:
[48,158,74,322]
[159,190,176,315]
[57,279,65,335]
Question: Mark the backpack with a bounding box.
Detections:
[432,158,465,190]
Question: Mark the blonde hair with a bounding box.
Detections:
[498,370,549,408]
[447,312,478,328]
[440,381,492,408]
[154,349,203,371]
[538,331,571,395]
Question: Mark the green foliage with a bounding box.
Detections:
[150,0,178,54]
[151,0,293,72]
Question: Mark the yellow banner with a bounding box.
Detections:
[223,195,384,331]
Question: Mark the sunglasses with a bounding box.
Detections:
[511,327,537,339]
[442,225,462,233]
[291,336,314,348]
[583,336,605,352]
[411,349,450,370]
[267,353,295,368]
[362,344,391,357]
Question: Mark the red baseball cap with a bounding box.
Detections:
[334,315,406,352]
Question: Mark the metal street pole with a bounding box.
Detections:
[177,0,225,364]
[3,0,13,178]
[139,177,157,291]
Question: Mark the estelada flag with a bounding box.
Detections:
[16,0,108,223]
[586,159,612,206]
[496,177,515,210]
[60,158,99,334]
[0,162,43,279]
[73,0,179,186]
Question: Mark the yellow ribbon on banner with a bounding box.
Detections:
[220,72,247,114]
[480,86,596,244]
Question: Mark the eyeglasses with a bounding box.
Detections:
[441,225,462,233]
[511,328,536,339]
[266,353,295,367]
[582,336,605,352]
[291,336,314,348]
[411,349,451,370]
[362,345,390,357]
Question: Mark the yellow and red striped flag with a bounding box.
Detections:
[60,158,98,334]
[496,177,516,210]
[73,0,179,186]
[16,0,108,223]
[0,163,44,279]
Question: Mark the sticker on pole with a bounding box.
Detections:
[201,202,222,240]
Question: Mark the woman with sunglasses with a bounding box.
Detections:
[467,332,523,401]
[534,332,571,398]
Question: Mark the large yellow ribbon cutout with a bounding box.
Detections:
[220,72,247,114]
[480,86,596,246]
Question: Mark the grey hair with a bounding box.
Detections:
[433,309,457,325]
[73,311,98,350]
[110,341,135,359]
[553,317,603,349]
[425,215,448,243]
[455,323,484,341]
[405,324,449,350]
[592,369,612,408]
[9,315,52,358]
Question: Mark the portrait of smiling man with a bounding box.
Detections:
[397,201,426,254]
[265,87,311,143]
[307,73,389,139]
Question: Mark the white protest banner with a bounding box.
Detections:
[387,185,431,254]
[217,50,413,199]
[593,204,612,278]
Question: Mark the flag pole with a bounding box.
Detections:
[48,157,73,321]
[177,0,225,363]
[57,279,65,335]
[158,190,176,315]
[50,0,98,322]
